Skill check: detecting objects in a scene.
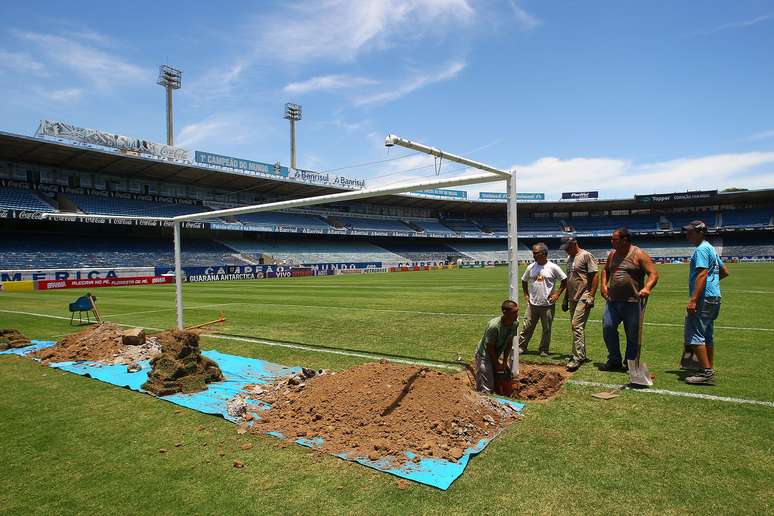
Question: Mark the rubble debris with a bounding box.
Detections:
[244,361,521,465]
[0,329,31,350]
[121,328,146,346]
[127,363,142,373]
[31,323,160,365]
[141,330,223,396]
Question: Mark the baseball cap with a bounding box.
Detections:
[682,220,707,233]
[559,235,577,250]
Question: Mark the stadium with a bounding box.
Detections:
[1,2,773,510]
[2,119,773,511]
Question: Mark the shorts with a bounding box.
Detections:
[684,296,720,346]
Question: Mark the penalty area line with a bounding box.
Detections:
[568,380,774,408]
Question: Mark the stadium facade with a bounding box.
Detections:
[1,127,773,279]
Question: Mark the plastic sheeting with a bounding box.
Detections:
[3,341,524,490]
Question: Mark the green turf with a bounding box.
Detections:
[1,264,772,514]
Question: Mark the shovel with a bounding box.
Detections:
[627,297,653,387]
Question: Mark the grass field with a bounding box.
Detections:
[1,263,772,514]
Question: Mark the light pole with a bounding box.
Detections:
[284,103,302,170]
[157,65,183,146]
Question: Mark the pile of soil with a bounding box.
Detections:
[245,360,521,464]
[0,329,31,350]
[141,330,223,396]
[30,324,160,365]
[509,363,569,401]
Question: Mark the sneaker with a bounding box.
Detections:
[518,346,527,354]
[598,361,624,372]
[566,360,581,372]
[686,369,715,385]
[539,351,550,358]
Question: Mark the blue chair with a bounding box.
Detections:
[69,294,100,325]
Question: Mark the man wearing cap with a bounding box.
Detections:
[600,228,659,371]
[474,300,519,393]
[682,220,729,385]
[560,236,599,371]
[518,243,567,357]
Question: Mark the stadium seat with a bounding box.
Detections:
[0,186,56,212]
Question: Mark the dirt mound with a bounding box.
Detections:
[0,329,31,350]
[245,360,521,464]
[508,363,569,401]
[30,324,160,365]
[141,330,223,396]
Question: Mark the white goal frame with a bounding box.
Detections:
[43,134,521,367]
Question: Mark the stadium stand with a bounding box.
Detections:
[220,239,406,265]
[441,218,481,233]
[407,219,454,233]
[0,186,56,212]
[720,208,773,228]
[721,234,774,257]
[336,216,415,232]
[236,211,332,230]
[66,193,218,220]
[665,212,718,230]
[446,241,509,262]
[567,215,659,232]
[0,233,244,269]
[377,241,470,263]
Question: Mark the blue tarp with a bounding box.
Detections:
[3,340,524,490]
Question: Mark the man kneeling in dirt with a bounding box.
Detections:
[474,300,519,393]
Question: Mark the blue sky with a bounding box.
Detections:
[1,1,773,199]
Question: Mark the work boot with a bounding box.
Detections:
[598,361,624,372]
[685,368,715,385]
[566,360,581,372]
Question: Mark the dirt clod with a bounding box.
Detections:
[0,329,31,350]
[233,459,245,468]
[141,331,223,396]
[31,324,160,364]
[245,361,520,465]
[240,443,254,451]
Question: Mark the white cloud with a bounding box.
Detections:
[12,30,150,90]
[748,129,774,142]
[44,88,83,101]
[186,61,247,102]
[354,60,466,106]
[0,50,47,75]
[283,74,378,94]
[177,115,252,148]
[509,0,541,30]
[256,0,475,63]
[694,12,773,36]
[362,151,774,199]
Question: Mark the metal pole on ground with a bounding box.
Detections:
[173,220,184,329]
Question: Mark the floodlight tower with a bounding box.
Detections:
[284,103,302,169]
[157,65,183,146]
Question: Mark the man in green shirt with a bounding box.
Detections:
[475,300,519,393]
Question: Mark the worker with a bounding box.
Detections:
[600,228,659,371]
[560,236,599,371]
[474,300,519,393]
[682,220,729,385]
[518,243,567,357]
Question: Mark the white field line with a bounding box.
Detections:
[3,301,772,333]
[0,309,164,331]
[102,302,238,318]
[2,308,772,408]
[208,334,460,370]
[569,380,774,408]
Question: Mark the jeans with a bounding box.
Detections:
[602,300,641,364]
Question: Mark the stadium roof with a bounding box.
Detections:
[1,130,772,215]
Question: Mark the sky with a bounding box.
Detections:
[1,0,773,200]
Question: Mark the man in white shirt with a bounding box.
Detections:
[518,243,567,357]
